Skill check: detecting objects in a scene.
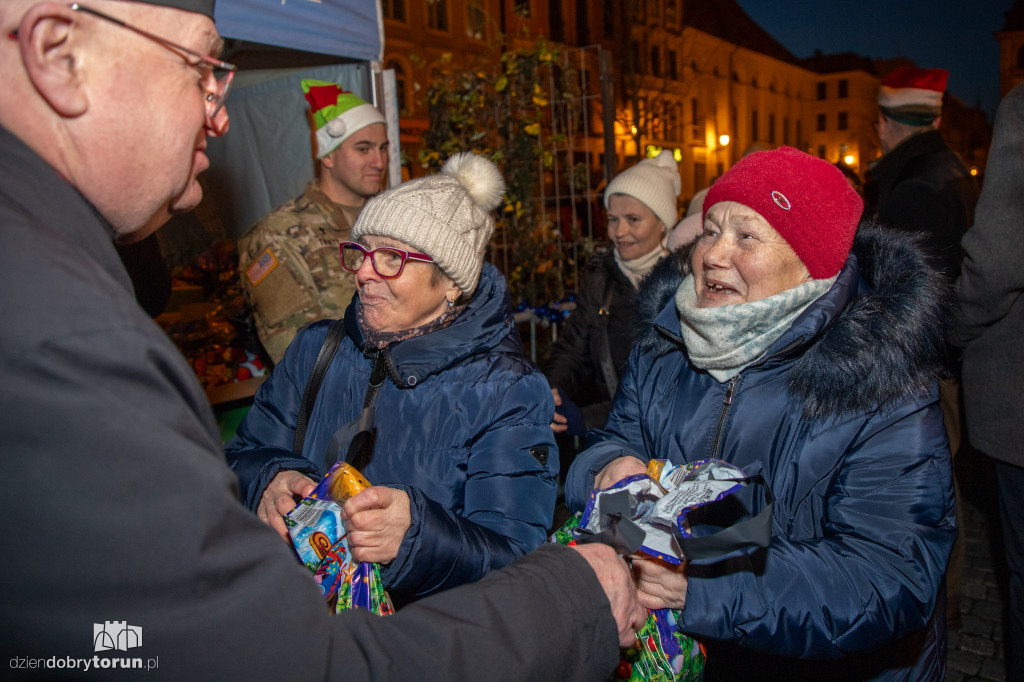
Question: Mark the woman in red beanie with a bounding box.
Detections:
[565,146,956,680]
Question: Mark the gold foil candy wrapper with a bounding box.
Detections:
[325,462,371,501]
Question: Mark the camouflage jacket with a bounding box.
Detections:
[238,180,358,363]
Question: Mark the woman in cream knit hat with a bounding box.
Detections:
[545,150,681,440]
[226,153,558,605]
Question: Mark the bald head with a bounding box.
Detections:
[1,0,228,242]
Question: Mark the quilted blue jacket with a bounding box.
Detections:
[566,225,957,680]
[225,264,558,602]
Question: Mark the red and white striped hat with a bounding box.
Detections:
[878,67,947,123]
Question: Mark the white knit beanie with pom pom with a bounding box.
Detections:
[352,152,505,295]
[604,149,681,229]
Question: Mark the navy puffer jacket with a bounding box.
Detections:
[226,264,558,602]
[565,225,957,680]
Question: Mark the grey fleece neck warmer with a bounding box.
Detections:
[674,273,835,382]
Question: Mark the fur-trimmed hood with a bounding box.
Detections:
[634,223,952,419]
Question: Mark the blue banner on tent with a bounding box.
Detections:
[215,0,381,62]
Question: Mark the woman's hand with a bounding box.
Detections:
[630,555,688,611]
[593,456,648,490]
[257,470,317,542]
[341,486,411,564]
[550,387,568,433]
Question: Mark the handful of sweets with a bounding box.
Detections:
[552,458,772,681]
[285,460,394,615]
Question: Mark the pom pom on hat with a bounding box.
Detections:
[301,79,386,158]
[703,146,863,279]
[878,67,947,125]
[604,150,681,228]
[352,153,505,296]
[441,152,505,212]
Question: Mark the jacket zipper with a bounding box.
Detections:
[710,375,740,458]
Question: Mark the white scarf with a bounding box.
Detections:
[674,273,836,382]
[614,238,669,289]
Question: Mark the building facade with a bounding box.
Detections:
[382,0,990,207]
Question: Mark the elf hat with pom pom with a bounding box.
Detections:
[352,152,506,295]
[301,79,386,158]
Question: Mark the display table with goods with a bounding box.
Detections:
[155,240,269,440]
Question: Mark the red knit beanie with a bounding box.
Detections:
[703,146,863,279]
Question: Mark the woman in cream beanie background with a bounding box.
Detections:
[226,153,560,606]
[545,150,681,451]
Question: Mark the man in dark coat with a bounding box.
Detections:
[861,66,978,626]
[0,0,644,677]
[862,67,978,284]
[954,81,1024,681]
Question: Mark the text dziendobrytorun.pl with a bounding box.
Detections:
[10,656,159,671]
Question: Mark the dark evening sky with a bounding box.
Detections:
[734,0,1014,122]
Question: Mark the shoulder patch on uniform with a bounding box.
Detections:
[246,248,278,286]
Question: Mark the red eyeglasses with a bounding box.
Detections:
[340,242,434,279]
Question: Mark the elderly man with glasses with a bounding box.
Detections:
[0,1,644,678]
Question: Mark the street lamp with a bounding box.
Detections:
[716,133,730,177]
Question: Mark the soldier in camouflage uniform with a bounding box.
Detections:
[238,79,388,363]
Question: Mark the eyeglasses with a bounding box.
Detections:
[340,242,434,279]
[68,3,236,121]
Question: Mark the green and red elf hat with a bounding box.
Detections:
[301,79,386,159]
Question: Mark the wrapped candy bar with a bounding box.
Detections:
[551,458,773,681]
[577,457,770,564]
[285,460,394,616]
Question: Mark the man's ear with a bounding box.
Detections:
[18,3,89,117]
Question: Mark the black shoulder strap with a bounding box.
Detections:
[597,277,619,399]
[293,318,347,455]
